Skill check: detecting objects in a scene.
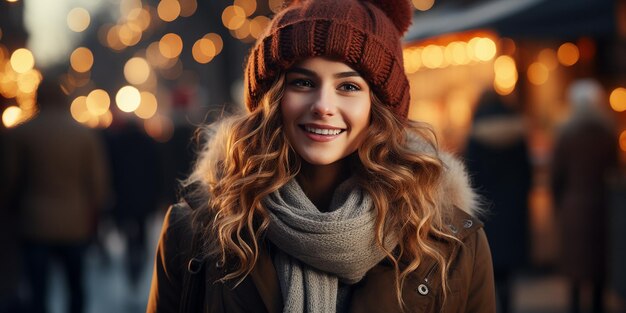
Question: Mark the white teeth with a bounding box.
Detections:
[304,126,342,136]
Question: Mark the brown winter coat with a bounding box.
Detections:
[147,151,496,313]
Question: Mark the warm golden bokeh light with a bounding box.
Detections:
[180,0,198,17]
[70,47,94,73]
[127,8,151,31]
[99,110,113,128]
[610,87,626,112]
[499,38,516,56]
[158,0,181,22]
[192,38,216,64]
[2,106,22,128]
[446,41,469,65]
[447,91,471,128]
[412,0,435,11]
[620,130,626,152]
[70,96,91,123]
[494,55,518,95]
[144,114,174,142]
[473,37,497,61]
[86,89,111,116]
[269,0,282,13]
[124,57,151,85]
[235,0,256,16]
[17,69,41,94]
[250,16,271,39]
[136,91,158,119]
[222,5,247,30]
[204,33,223,55]
[67,7,91,32]
[422,44,444,69]
[106,25,126,51]
[10,48,35,73]
[116,85,141,112]
[527,62,549,85]
[557,42,580,66]
[403,47,422,74]
[120,0,142,16]
[538,48,558,70]
[232,19,251,39]
[159,33,183,59]
[118,24,142,47]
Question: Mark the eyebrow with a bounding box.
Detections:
[286,67,361,79]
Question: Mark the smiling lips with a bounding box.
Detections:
[300,124,345,142]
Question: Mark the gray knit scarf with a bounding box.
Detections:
[263,177,397,313]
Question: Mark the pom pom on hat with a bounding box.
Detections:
[362,0,413,34]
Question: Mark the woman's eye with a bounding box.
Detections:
[338,83,361,92]
[289,79,314,88]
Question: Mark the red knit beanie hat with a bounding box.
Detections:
[244,0,413,119]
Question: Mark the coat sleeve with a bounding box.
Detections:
[465,228,496,313]
[147,204,192,313]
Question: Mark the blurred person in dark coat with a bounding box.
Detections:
[104,117,160,291]
[550,79,618,313]
[1,78,110,313]
[464,91,532,313]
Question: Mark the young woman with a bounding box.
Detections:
[147,0,496,312]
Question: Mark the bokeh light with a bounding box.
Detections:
[67,7,90,32]
[99,110,113,128]
[159,33,183,59]
[494,55,518,95]
[135,91,158,119]
[124,57,151,85]
[538,49,558,70]
[412,0,435,11]
[403,47,422,74]
[422,44,444,69]
[620,130,626,152]
[222,5,246,30]
[86,89,111,116]
[158,0,181,22]
[192,38,216,64]
[118,24,142,47]
[235,0,256,16]
[70,47,94,73]
[116,85,141,112]
[610,87,626,112]
[204,33,223,55]
[180,0,198,17]
[17,69,41,94]
[10,48,35,73]
[472,37,497,61]
[527,62,549,85]
[144,114,174,142]
[70,96,90,123]
[2,106,22,128]
[269,0,283,13]
[250,16,271,39]
[557,42,580,66]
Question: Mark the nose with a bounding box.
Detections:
[310,85,335,117]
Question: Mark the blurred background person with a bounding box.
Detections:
[1,78,110,313]
[104,116,160,293]
[550,79,618,313]
[464,90,533,313]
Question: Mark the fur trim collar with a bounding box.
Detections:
[407,134,480,217]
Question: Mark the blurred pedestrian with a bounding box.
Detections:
[2,77,110,313]
[550,79,618,313]
[147,0,496,312]
[105,117,160,291]
[464,91,532,313]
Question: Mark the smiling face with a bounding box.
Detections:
[281,57,372,166]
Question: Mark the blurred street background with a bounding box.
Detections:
[1,0,626,312]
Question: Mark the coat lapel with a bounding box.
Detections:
[249,244,282,313]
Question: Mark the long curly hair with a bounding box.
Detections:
[185,74,459,309]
